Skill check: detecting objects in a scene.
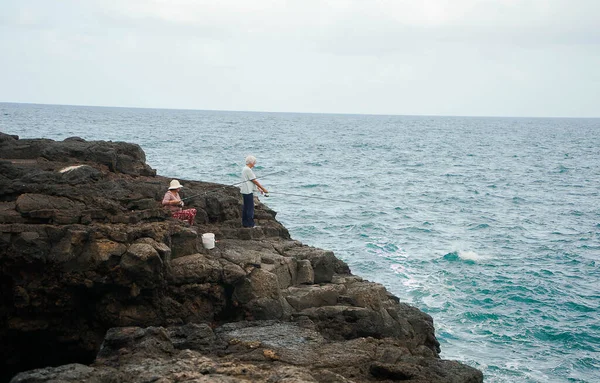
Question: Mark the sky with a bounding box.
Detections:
[0,0,599,117]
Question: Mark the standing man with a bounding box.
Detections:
[240,155,268,228]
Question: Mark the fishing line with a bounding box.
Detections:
[180,170,353,206]
[181,170,286,201]
[266,191,354,204]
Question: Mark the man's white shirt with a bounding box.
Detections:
[240,165,257,194]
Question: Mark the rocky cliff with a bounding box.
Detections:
[0,132,483,383]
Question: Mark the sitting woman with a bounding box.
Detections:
[162,180,197,225]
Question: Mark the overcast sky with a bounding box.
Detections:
[1,0,598,117]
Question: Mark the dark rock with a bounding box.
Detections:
[126,198,158,211]
[283,246,348,283]
[6,311,481,383]
[10,364,117,383]
[0,132,19,142]
[16,193,86,224]
[296,259,315,284]
[64,137,86,142]
[168,253,222,285]
[0,134,482,383]
[284,285,342,311]
[60,165,103,184]
[96,326,175,364]
[234,269,281,304]
[370,361,420,380]
[169,227,199,259]
[120,243,164,287]
[0,138,54,160]
[220,259,247,284]
[166,323,219,352]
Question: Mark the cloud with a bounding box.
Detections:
[99,0,600,42]
[0,0,599,116]
[3,1,599,48]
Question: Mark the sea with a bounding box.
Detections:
[1,102,599,382]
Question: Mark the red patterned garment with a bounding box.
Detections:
[172,208,197,225]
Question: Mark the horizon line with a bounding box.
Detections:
[1,101,598,120]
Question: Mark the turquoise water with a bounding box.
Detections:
[2,103,599,382]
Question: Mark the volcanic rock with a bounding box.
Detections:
[0,133,482,383]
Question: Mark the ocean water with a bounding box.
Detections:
[1,103,599,382]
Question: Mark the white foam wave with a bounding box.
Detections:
[458,250,490,261]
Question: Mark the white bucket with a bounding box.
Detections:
[202,233,215,249]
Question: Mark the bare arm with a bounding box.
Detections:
[252,179,268,194]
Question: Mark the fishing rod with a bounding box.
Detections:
[266,191,354,204]
[181,170,286,201]
[181,170,353,205]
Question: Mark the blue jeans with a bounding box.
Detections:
[242,193,254,227]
